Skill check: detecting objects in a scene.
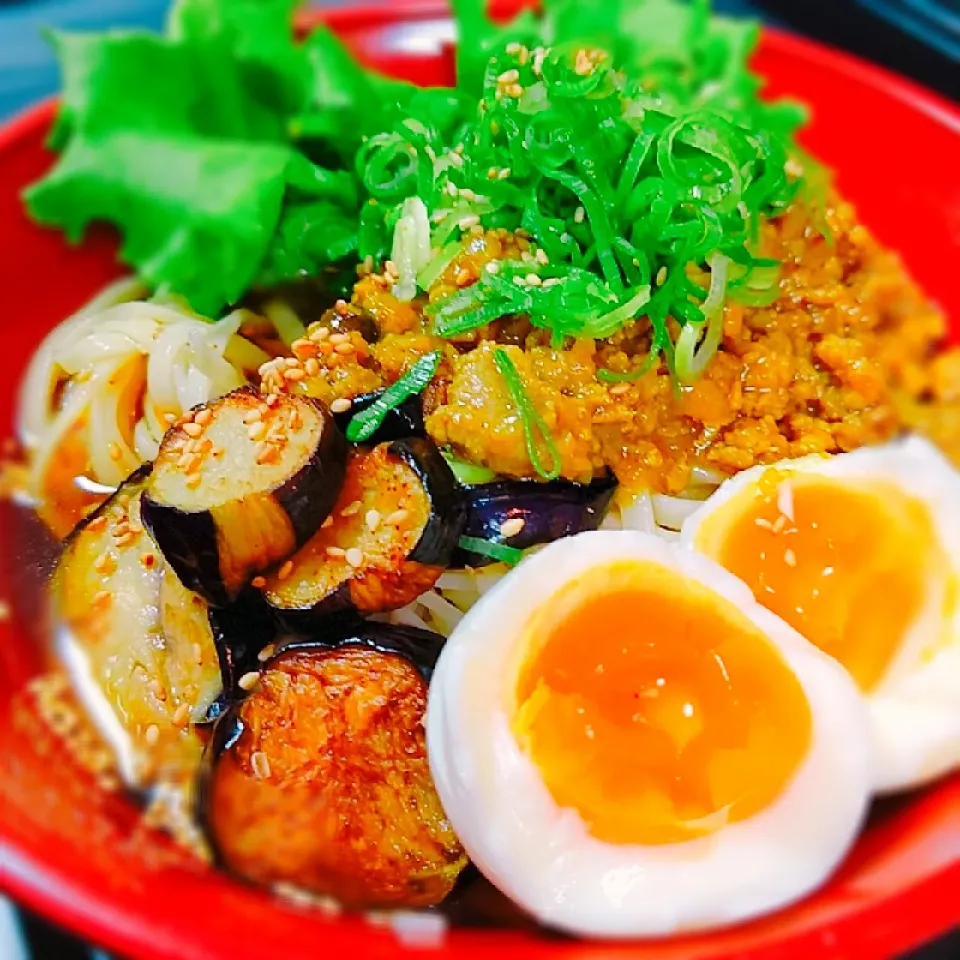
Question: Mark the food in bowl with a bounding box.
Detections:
[5,0,960,940]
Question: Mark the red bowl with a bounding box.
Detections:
[2,4,960,959]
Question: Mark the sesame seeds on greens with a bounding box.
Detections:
[26,0,808,384]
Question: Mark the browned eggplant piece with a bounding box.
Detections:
[141,387,347,605]
[453,472,618,567]
[260,438,464,626]
[53,468,222,788]
[199,643,466,908]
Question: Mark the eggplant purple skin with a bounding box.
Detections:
[275,620,447,681]
[453,472,618,567]
[141,391,348,607]
[388,437,466,567]
[333,392,425,444]
[202,590,281,722]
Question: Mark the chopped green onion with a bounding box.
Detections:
[442,452,498,485]
[345,350,441,442]
[457,535,524,566]
[675,253,730,385]
[492,348,562,481]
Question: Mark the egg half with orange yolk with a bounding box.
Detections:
[426,531,871,937]
[681,436,960,794]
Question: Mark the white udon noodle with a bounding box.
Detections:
[387,467,726,637]
[18,278,272,498]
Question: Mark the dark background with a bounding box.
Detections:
[0,0,957,956]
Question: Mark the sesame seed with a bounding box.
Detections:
[445,181,458,197]
[185,474,202,489]
[92,591,111,608]
[238,671,260,692]
[172,703,191,728]
[328,333,349,346]
[487,166,499,179]
[609,382,632,395]
[182,421,204,438]
[85,515,107,533]
[284,357,300,369]
[144,724,160,746]
[243,408,262,424]
[309,325,331,342]
[341,500,362,517]
[277,560,294,581]
[321,516,335,529]
[265,394,280,407]
[251,576,267,588]
[247,421,267,441]
[258,643,276,664]
[113,531,137,549]
[385,509,409,526]
[194,408,213,426]
[784,548,797,568]
[334,342,355,355]
[284,367,305,382]
[485,262,500,275]
[656,266,668,286]
[330,398,353,414]
[460,187,478,202]
[573,206,586,224]
[365,509,382,532]
[176,452,195,471]
[506,41,522,55]
[458,214,480,229]
[772,514,787,534]
[291,338,318,358]
[499,167,512,180]
[525,273,542,287]
[754,517,774,530]
[304,358,320,377]
[251,751,271,779]
[508,83,524,98]
[163,412,177,424]
[326,546,346,558]
[500,517,526,538]
[255,443,279,465]
[345,548,364,568]
[497,68,520,84]
[93,554,116,575]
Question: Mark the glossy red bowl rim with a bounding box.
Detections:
[2,4,960,959]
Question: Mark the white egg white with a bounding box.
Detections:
[427,530,872,938]
[681,435,960,793]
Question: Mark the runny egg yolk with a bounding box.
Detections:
[695,474,947,692]
[512,561,811,846]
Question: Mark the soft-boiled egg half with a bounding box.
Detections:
[681,435,960,794]
[427,531,871,937]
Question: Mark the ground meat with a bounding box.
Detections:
[264,207,960,494]
[425,342,598,481]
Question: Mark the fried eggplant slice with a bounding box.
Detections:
[53,468,221,787]
[454,472,618,566]
[142,387,347,605]
[260,438,464,626]
[200,644,466,908]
